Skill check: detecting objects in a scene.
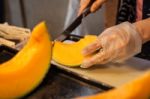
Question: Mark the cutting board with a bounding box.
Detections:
[52,57,150,87]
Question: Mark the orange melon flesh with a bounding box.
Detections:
[77,71,150,99]
[52,35,97,67]
[0,22,52,98]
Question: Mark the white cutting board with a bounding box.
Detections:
[51,57,150,87]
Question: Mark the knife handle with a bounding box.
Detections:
[61,0,96,36]
[82,0,96,17]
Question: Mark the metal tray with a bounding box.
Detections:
[0,45,113,99]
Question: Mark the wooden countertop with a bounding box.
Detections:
[52,57,150,87]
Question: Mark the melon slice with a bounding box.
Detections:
[0,22,52,98]
[52,35,97,67]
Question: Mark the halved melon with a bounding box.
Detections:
[52,35,97,66]
[0,22,52,98]
[77,71,150,99]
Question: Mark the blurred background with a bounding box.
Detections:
[0,0,118,40]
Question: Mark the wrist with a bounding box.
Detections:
[133,19,150,43]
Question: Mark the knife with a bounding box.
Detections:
[55,0,95,41]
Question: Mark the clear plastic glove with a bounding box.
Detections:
[81,22,142,68]
[78,0,106,15]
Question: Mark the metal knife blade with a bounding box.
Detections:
[55,0,95,41]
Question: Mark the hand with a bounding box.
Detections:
[78,0,106,15]
[81,22,142,68]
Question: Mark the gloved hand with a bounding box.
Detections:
[81,22,142,68]
[78,0,106,15]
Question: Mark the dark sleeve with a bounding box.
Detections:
[116,0,136,24]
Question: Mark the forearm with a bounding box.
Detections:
[133,18,150,43]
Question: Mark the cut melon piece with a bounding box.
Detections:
[0,22,52,98]
[52,35,97,66]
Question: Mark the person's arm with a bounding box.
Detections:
[78,0,107,15]
[81,19,150,68]
[134,18,150,43]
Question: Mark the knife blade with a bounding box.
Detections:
[55,0,95,41]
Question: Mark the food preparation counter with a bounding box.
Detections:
[0,45,150,99]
